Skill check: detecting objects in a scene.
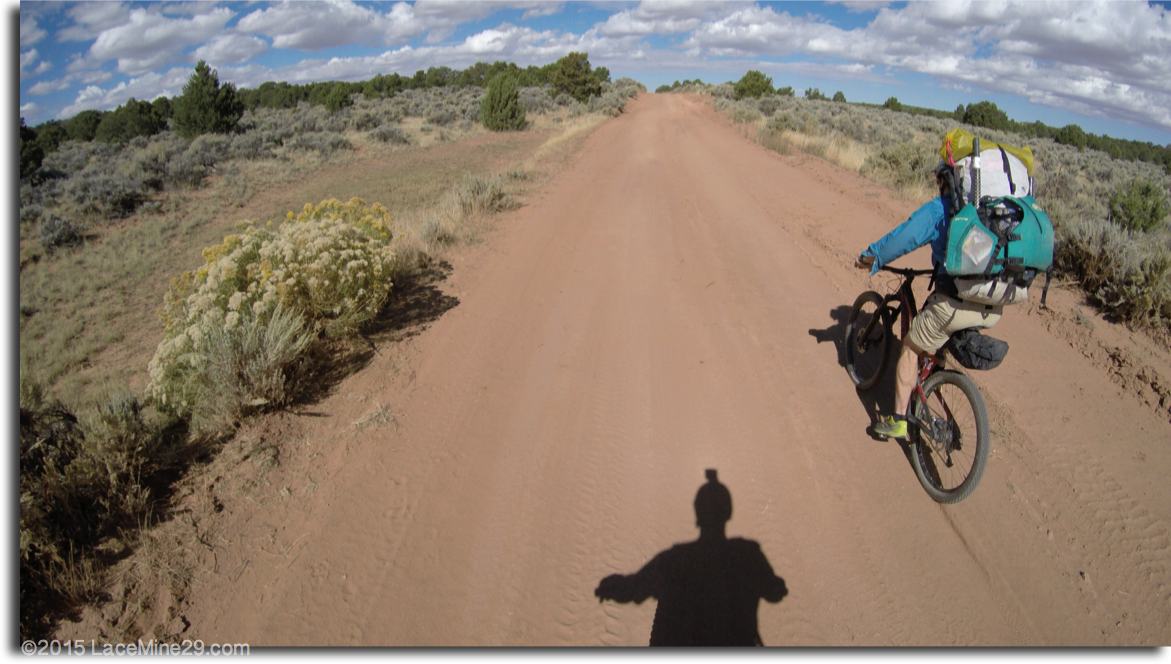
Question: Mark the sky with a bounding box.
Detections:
[13,0,1171,145]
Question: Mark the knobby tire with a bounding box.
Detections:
[845,291,892,390]
[906,370,990,503]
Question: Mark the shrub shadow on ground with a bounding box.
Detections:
[290,259,460,408]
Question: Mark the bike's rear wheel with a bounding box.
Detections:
[845,291,892,390]
[906,370,989,503]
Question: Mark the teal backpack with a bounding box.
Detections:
[945,196,1054,279]
[939,136,1055,306]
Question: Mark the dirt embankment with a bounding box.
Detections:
[62,94,1171,646]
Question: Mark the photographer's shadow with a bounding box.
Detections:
[594,470,787,646]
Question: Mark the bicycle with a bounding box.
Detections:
[844,265,990,504]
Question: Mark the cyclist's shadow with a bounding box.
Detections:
[595,470,788,646]
[808,305,899,440]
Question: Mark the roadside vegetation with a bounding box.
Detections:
[662,76,1171,337]
[18,54,643,640]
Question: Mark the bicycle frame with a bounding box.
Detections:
[858,266,953,426]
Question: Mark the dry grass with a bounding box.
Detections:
[760,128,868,173]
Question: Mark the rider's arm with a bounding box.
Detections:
[861,198,945,275]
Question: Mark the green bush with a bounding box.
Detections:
[324,84,354,114]
[1108,179,1168,232]
[480,74,526,131]
[21,119,44,180]
[883,97,902,112]
[804,87,828,101]
[62,168,148,219]
[861,142,936,190]
[65,110,103,142]
[38,216,86,253]
[369,125,410,144]
[94,98,166,143]
[1055,223,1171,328]
[549,52,603,103]
[963,100,1010,131]
[833,91,847,103]
[758,97,780,117]
[734,70,774,100]
[1055,124,1088,149]
[173,60,245,139]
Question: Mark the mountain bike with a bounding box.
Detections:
[844,266,990,504]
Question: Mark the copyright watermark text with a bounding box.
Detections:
[22,639,249,656]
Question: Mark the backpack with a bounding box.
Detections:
[937,130,1055,306]
[940,128,1035,202]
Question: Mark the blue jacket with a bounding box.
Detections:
[862,196,953,276]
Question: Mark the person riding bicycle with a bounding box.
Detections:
[854,162,1002,440]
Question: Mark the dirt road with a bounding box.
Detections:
[174,95,1171,646]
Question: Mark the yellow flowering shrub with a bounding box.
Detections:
[147,198,395,416]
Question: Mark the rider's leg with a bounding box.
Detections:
[894,336,925,414]
[874,336,923,440]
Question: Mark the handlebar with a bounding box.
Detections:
[877,266,936,277]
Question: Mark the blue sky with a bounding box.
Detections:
[16,1,1171,145]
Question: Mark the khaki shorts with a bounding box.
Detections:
[907,292,1002,354]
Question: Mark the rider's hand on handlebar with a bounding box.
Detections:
[855,253,874,270]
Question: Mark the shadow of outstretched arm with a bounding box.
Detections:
[595,566,658,604]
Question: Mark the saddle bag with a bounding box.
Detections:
[947,328,1009,371]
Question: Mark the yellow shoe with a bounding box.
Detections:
[874,415,908,440]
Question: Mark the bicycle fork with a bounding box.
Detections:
[907,356,962,465]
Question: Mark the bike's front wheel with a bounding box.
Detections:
[906,370,990,503]
[845,291,892,390]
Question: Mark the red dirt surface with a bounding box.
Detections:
[88,94,1171,645]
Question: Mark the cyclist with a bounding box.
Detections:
[854,162,1002,440]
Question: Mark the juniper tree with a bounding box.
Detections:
[734,70,774,99]
[550,52,602,103]
[173,60,244,139]
[480,74,526,131]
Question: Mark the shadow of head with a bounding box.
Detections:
[695,468,731,535]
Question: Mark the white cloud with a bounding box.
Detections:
[677,1,1171,132]
[58,2,133,41]
[521,3,564,20]
[237,0,422,50]
[21,102,42,118]
[28,76,74,96]
[235,0,563,52]
[21,15,48,47]
[598,1,740,38]
[20,50,39,78]
[193,34,270,65]
[86,6,236,74]
[824,0,891,12]
[161,1,232,16]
